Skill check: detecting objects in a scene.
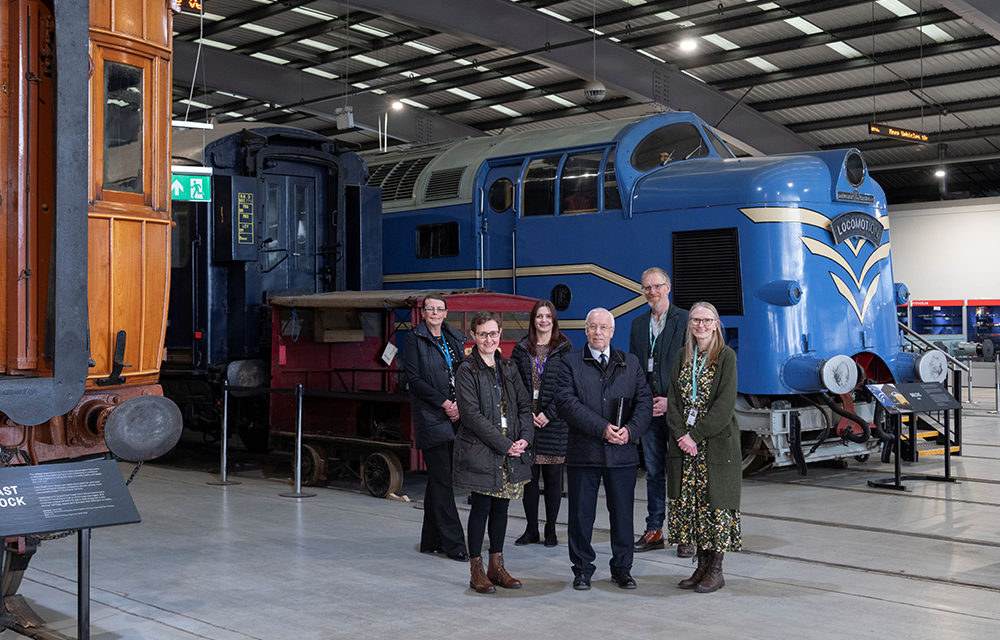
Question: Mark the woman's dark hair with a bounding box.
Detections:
[469,310,502,333]
[527,299,568,355]
[421,293,447,309]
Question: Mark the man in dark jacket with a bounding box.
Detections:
[629,267,690,556]
[401,295,468,561]
[555,308,652,590]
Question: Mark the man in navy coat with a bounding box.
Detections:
[556,308,652,590]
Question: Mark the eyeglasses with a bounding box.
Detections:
[475,330,500,339]
[641,283,667,293]
[690,318,716,326]
[586,324,612,333]
[423,306,447,314]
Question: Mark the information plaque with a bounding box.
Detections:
[866,381,961,414]
[0,459,140,538]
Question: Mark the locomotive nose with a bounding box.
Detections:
[104,395,184,462]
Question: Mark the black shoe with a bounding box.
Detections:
[515,529,540,546]
[447,550,470,561]
[572,574,591,591]
[611,572,637,589]
[676,543,695,558]
[543,532,558,547]
[420,547,444,554]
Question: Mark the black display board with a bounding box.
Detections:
[866,382,961,414]
[0,459,140,537]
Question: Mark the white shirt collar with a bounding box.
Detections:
[588,345,611,361]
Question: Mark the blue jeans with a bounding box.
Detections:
[641,415,668,531]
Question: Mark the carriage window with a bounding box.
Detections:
[103,61,143,193]
[170,204,191,269]
[294,183,310,270]
[416,222,459,259]
[488,178,513,212]
[630,123,708,172]
[263,182,281,270]
[604,150,622,210]
[560,152,601,214]
[522,156,559,216]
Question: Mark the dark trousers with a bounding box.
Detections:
[567,465,637,577]
[467,493,509,556]
[419,443,466,555]
[640,415,668,531]
[521,463,564,531]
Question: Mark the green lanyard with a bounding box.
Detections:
[690,345,707,403]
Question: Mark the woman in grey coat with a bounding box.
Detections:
[454,311,533,593]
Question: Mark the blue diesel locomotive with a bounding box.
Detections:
[365,111,947,470]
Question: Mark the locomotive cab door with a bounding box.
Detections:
[259,166,330,298]
[479,161,522,294]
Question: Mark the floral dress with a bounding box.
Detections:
[476,365,527,500]
[667,358,742,552]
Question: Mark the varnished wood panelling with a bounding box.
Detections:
[87,218,112,374]
[110,219,143,377]
[89,0,113,33]
[143,221,171,370]
[111,0,144,42]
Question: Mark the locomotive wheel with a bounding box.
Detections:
[298,443,326,486]
[363,451,403,498]
[741,432,771,474]
[2,549,26,598]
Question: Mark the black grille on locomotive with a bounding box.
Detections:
[672,227,743,315]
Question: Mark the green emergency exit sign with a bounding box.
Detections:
[171,174,211,201]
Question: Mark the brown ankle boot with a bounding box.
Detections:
[487,552,522,589]
[694,551,725,593]
[469,556,496,593]
[678,548,710,589]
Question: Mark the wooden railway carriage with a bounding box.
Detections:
[1,0,181,631]
[268,289,536,497]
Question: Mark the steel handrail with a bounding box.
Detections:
[898,321,970,373]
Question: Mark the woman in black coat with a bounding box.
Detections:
[454,311,533,593]
[401,294,468,561]
[510,300,572,547]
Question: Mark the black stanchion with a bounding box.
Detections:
[78,528,90,640]
[208,379,241,486]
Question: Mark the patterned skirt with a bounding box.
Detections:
[475,459,526,500]
[667,449,742,552]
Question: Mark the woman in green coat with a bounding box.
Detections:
[666,301,741,593]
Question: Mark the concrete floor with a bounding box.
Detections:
[3,392,998,640]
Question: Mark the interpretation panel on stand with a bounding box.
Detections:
[0,459,140,538]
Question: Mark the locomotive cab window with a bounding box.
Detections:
[103,61,143,194]
[560,152,601,215]
[631,123,708,172]
[604,149,623,210]
[488,178,513,212]
[416,222,459,259]
[522,156,560,216]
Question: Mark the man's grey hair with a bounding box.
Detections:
[585,307,615,329]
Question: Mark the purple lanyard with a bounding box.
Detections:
[533,354,547,377]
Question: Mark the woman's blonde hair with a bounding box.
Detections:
[683,301,725,365]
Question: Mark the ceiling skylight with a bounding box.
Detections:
[448,87,482,100]
[400,98,428,109]
[350,24,393,38]
[638,49,666,62]
[746,56,780,72]
[702,34,739,51]
[877,0,916,17]
[251,52,289,65]
[300,39,338,52]
[545,95,575,108]
[304,67,338,79]
[241,24,283,37]
[405,41,443,55]
[784,17,822,35]
[918,24,953,43]
[351,54,389,68]
[491,105,521,117]
[827,42,862,58]
[538,8,571,22]
[195,38,235,50]
[502,77,535,90]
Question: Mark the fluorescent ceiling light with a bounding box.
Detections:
[250,52,289,65]
[448,87,481,100]
[351,54,389,68]
[491,105,521,117]
[241,24,283,37]
[784,17,822,35]
[538,8,571,22]
[300,39,338,52]
[217,91,248,100]
[420,78,438,84]
[877,0,915,17]
[502,77,535,90]
[454,59,473,66]
[746,56,780,72]
[179,99,212,109]
[638,49,666,62]
[622,0,646,6]
[303,67,338,79]
[918,24,953,43]
[350,24,392,38]
[545,95,576,108]
[400,98,428,109]
[292,7,337,21]
[195,38,235,50]
[405,41,443,54]
[226,112,244,118]
[827,42,862,58]
[702,34,738,51]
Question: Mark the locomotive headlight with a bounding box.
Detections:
[915,350,948,383]
[821,355,859,395]
[782,354,859,394]
[845,151,866,188]
[104,395,183,462]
